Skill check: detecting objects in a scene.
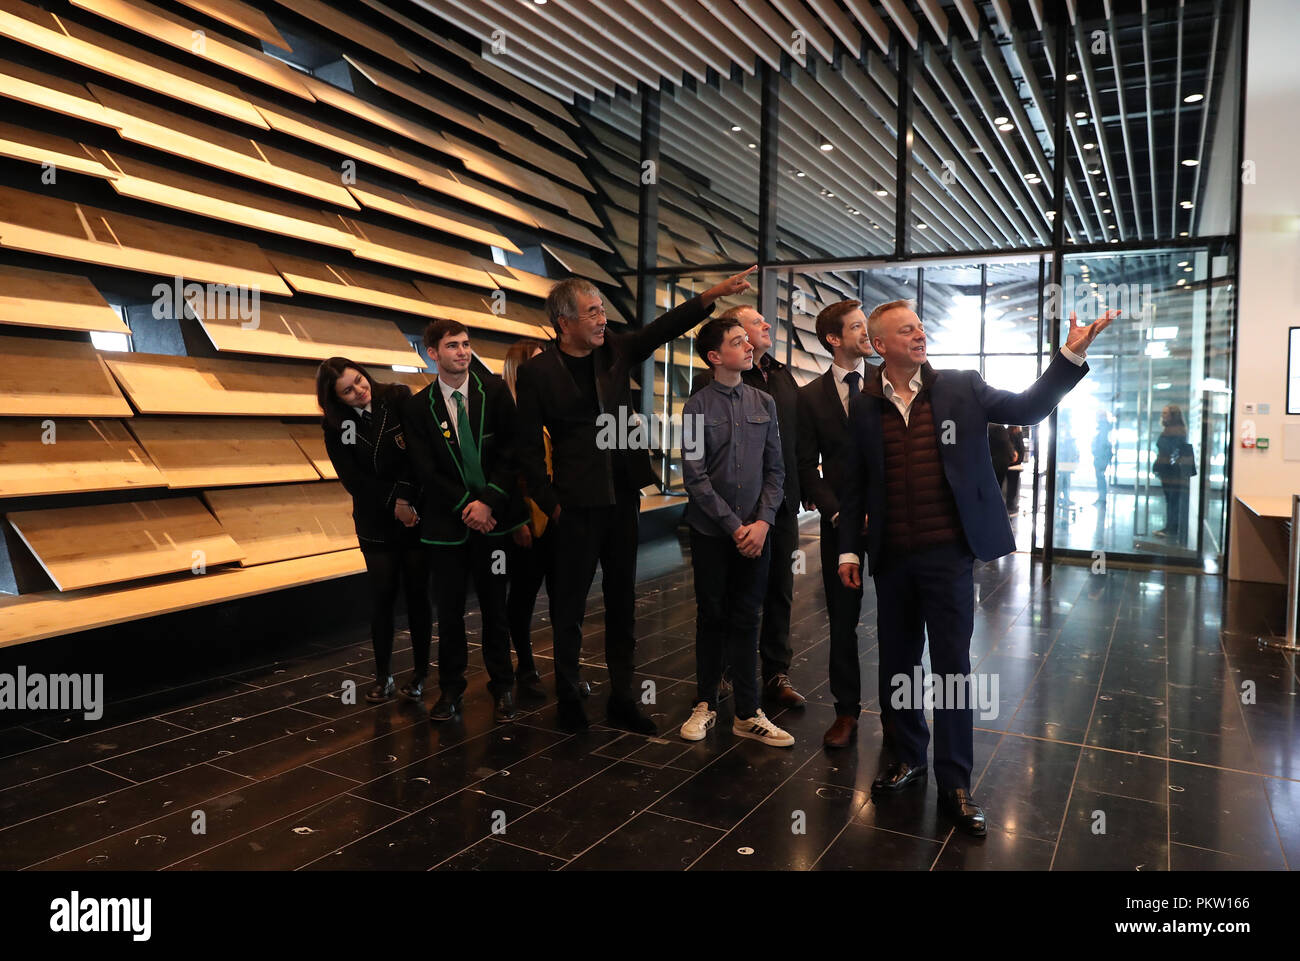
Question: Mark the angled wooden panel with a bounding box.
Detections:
[0,58,111,126]
[471,337,509,374]
[340,216,501,288]
[104,352,319,416]
[0,264,127,334]
[199,301,425,369]
[390,148,538,227]
[492,266,554,300]
[172,0,290,49]
[0,120,116,180]
[203,481,357,565]
[5,496,244,591]
[0,418,163,497]
[285,422,335,479]
[0,548,365,647]
[346,179,521,253]
[0,0,267,128]
[93,149,356,250]
[272,0,417,71]
[69,0,313,100]
[0,335,131,417]
[432,130,568,208]
[543,244,617,285]
[301,73,445,147]
[412,279,552,340]
[126,417,319,488]
[91,85,359,210]
[268,252,439,319]
[0,185,292,296]
[474,115,594,193]
[344,55,481,132]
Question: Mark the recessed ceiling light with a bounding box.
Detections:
[827,191,834,197]
[1016,306,1024,310]
[795,170,805,177]
[1075,111,1087,119]
[1027,176,1042,184]
[1181,158,1199,166]
[998,122,1014,132]
[1108,224,1116,229]
[731,124,742,132]
[1184,93,1204,103]
[994,116,1009,125]
[1001,294,1009,299]
[1180,200,1194,208]
[871,223,880,229]
[1103,208,1112,213]
[1022,172,1036,180]
[917,223,929,229]
[1090,167,1101,174]
[875,188,887,196]
[1177,278,1186,285]
[1184,266,1193,272]
[1046,210,1056,218]
[1083,142,1096,149]
[1066,72,1078,81]
[1179,230,1189,236]
[820,142,834,151]
[1178,261,1189,266]
[748,142,757,149]
[1111,239,1119,243]
[1098,191,1108,197]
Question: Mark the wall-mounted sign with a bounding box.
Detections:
[1288,327,1300,414]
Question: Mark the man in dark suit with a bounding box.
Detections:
[837,300,1117,836]
[689,304,805,710]
[515,266,758,734]
[796,300,875,748]
[403,318,529,725]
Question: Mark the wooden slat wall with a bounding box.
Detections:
[0,0,636,641]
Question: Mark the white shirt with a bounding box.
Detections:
[439,378,469,441]
[838,347,1087,568]
[350,402,372,417]
[830,358,868,416]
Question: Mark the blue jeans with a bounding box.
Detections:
[690,527,771,720]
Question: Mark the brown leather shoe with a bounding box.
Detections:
[823,714,858,748]
[766,674,806,708]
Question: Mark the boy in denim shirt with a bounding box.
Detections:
[680,315,793,747]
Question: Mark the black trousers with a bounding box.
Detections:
[756,502,797,680]
[1160,480,1189,543]
[1005,468,1023,510]
[360,544,432,682]
[549,497,640,704]
[429,534,515,699]
[690,527,770,720]
[819,517,864,717]
[506,526,554,676]
[872,540,976,792]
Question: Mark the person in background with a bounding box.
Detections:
[1152,404,1196,544]
[317,357,431,705]
[1092,410,1113,506]
[989,424,1014,492]
[1005,425,1026,513]
[501,337,553,701]
[1056,414,1078,514]
[403,319,529,724]
[679,314,792,748]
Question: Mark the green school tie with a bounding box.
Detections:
[453,390,487,491]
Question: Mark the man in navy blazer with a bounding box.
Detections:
[837,299,1117,836]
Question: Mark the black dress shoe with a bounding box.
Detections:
[494,691,517,722]
[366,676,395,703]
[577,679,593,698]
[871,760,928,794]
[516,670,546,700]
[557,699,589,733]
[429,695,463,722]
[606,696,657,735]
[939,788,987,837]
[400,676,425,700]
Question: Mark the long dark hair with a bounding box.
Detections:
[316,356,398,431]
[503,337,547,401]
[1161,404,1187,436]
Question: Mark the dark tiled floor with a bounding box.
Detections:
[2,520,1298,870]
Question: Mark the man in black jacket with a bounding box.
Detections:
[796,300,876,748]
[515,266,758,734]
[403,318,529,724]
[690,305,805,710]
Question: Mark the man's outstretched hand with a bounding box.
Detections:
[1065,308,1120,357]
[700,265,757,306]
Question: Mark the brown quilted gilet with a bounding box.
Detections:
[880,392,964,552]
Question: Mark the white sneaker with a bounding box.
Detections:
[680,701,717,741]
[732,709,794,747]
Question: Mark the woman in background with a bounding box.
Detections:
[502,339,554,700]
[1152,404,1197,544]
[317,357,432,703]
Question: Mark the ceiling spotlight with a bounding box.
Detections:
[994,116,1009,125]
[827,191,835,197]
[917,223,929,229]
[998,122,1014,131]
[731,124,742,132]
[1016,306,1024,310]
[1066,72,1078,81]
[1184,266,1193,272]
[1178,261,1189,266]
[1179,230,1189,236]
[1184,93,1204,103]
[1027,176,1042,184]
[1181,158,1199,166]
[1098,191,1108,197]
[871,223,880,229]
[875,188,887,196]
[1108,224,1116,229]
[1090,167,1101,174]
[1180,200,1194,209]
[1046,210,1056,218]
[1177,278,1186,285]
[1022,172,1036,180]
[1083,142,1096,149]
[1074,111,1087,119]
[1001,294,1009,299]
[1103,207,1112,213]
[748,142,757,149]
[1111,238,1119,243]
[820,141,834,151]
[795,170,806,177]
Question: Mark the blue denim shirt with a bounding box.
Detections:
[682,378,785,537]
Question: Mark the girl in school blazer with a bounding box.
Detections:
[317,356,432,704]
